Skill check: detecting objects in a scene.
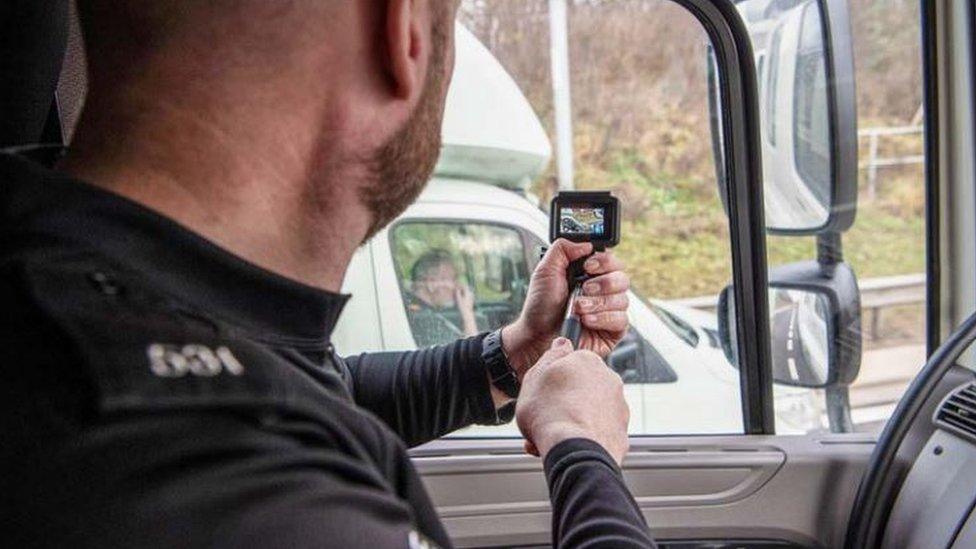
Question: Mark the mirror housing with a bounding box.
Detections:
[718,260,861,388]
[709,0,858,235]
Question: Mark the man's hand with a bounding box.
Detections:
[502,239,630,376]
[516,338,630,464]
[454,284,479,336]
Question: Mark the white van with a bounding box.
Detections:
[756,0,832,229]
[333,26,823,435]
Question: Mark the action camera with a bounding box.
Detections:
[549,191,620,250]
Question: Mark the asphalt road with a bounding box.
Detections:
[850,344,927,428]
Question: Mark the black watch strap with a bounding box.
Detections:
[482,329,520,399]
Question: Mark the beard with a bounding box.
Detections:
[359,35,449,242]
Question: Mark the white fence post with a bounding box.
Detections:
[549,0,574,191]
[867,131,879,200]
[857,125,925,201]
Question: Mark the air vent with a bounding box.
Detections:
[935,382,976,442]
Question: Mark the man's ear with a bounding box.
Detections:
[385,0,428,100]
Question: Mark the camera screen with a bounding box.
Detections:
[559,206,606,236]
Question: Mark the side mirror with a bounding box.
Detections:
[709,0,857,235]
[607,327,678,384]
[718,260,861,388]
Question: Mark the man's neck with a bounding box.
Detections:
[58,99,371,293]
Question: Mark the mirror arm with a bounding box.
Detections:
[825,383,854,433]
[816,231,843,277]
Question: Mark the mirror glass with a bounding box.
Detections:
[721,285,833,387]
[738,0,833,231]
[767,287,831,386]
[607,327,678,385]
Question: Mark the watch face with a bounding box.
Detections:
[484,330,519,398]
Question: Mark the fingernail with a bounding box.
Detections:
[577,297,593,311]
[584,282,599,295]
[584,258,599,271]
[552,337,570,348]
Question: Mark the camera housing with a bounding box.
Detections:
[549,191,620,250]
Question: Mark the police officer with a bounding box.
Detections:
[1,1,654,548]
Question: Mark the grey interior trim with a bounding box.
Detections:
[418,448,784,517]
[414,434,875,548]
[55,0,86,143]
[882,429,976,549]
[936,0,976,341]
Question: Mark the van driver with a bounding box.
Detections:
[406,249,487,346]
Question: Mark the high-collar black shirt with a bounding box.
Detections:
[0,153,654,548]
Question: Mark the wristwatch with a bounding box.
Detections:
[482,328,520,399]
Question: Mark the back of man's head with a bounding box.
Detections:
[66,0,458,275]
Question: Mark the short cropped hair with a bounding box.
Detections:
[410,249,456,282]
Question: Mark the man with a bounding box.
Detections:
[1,1,654,548]
[406,248,485,346]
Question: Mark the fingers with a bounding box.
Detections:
[582,251,624,277]
[576,293,628,332]
[582,271,630,296]
[540,239,594,272]
[575,292,628,315]
[533,337,574,371]
[580,310,629,333]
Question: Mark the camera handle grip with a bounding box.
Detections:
[539,245,605,349]
[561,279,587,348]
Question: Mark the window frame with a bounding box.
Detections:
[682,0,775,434]
[921,0,942,355]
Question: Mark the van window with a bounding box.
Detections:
[391,222,680,388]
[390,222,530,348]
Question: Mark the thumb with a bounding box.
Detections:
[533,337,574,370]
[541,239,593,273]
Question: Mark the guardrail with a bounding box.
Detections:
[858,125,924,200]
[669,272,926,340]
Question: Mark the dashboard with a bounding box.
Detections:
[883,380,976,548]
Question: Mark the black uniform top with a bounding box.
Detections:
[0,153,655,548]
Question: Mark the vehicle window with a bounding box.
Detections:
[390,222,529,349]
[753,0,927,433]
[392,222,680,409]
[339,0,928,440]
[458,0,745,436]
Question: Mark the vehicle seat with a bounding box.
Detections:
[0,0,87,166]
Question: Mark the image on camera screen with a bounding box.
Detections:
[559,206,606,236]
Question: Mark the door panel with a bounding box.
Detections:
[412,435,874,548]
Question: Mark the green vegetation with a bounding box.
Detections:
[460,0,926,301]
[576,149,924,300]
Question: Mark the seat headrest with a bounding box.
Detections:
[0,0,70,149]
